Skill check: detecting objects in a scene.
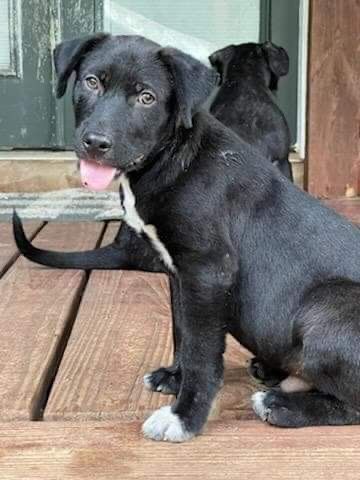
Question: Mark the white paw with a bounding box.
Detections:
[142,406,193,442]
[143,373,153,391]
[251,391,270,422]
[143,373,165,392]
[143,372,175,394]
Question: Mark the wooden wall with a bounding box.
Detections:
[306,0,360,198]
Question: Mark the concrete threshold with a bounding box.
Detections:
[0,189,121,222]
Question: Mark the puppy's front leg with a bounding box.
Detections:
[143,266,230,442]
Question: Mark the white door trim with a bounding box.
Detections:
[296,0,309,159]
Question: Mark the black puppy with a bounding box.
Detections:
[209,41,292,180]
[14,34,360,442]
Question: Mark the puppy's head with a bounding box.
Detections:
[54,34,217,190]
[209,41,289,91]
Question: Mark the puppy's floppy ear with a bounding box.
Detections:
[261,41,289,91]
[261,41,289,78]
[53,33,108,98]
[159,47,219,129]
[208,45,235,84]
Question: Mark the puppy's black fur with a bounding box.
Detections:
[209,42,292,180]
[13,34,360,441]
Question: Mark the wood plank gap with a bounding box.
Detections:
[32,221,108,420]
[0,221,46,280]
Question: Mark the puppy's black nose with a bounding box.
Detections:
[82,133,112,153]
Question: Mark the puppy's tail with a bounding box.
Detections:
[12,210,123,270]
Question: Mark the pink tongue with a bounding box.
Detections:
[80,159,117,191]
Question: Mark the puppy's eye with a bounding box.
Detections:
[85,75,100,91]
[138,91,156,106]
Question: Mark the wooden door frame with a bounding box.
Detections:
[305,0,360,198]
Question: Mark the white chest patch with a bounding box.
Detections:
[119,175,175,273]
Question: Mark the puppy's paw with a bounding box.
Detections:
[252,391,271,422]
[143,367,180,395]
[252,390,306,427]
[142,406,194,442]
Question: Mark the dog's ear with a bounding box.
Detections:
[159,47,219,129]
[53,33,108,98]
[208,45,235,84]
[261,41,289,88]
[261,42,289,91]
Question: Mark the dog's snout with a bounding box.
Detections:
[82,133,113,153]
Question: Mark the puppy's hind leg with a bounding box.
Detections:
[254,280,360,427]
[252,390,360,427]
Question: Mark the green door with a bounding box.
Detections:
[0,0,299,149]
[0,0,100,149]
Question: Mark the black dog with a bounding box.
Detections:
[14,34,360,442]
[209,41,292,180]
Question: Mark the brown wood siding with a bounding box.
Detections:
[306,0,360,198]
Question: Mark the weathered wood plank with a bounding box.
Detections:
[0,222,103,420]
[45,221,170,421]
[45,222,256,420]
[0,221,43,276]
[1,421,360,479]
[44,267,174,420]
[306,0,360,198]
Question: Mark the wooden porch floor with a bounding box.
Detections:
[1,215,360,479]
